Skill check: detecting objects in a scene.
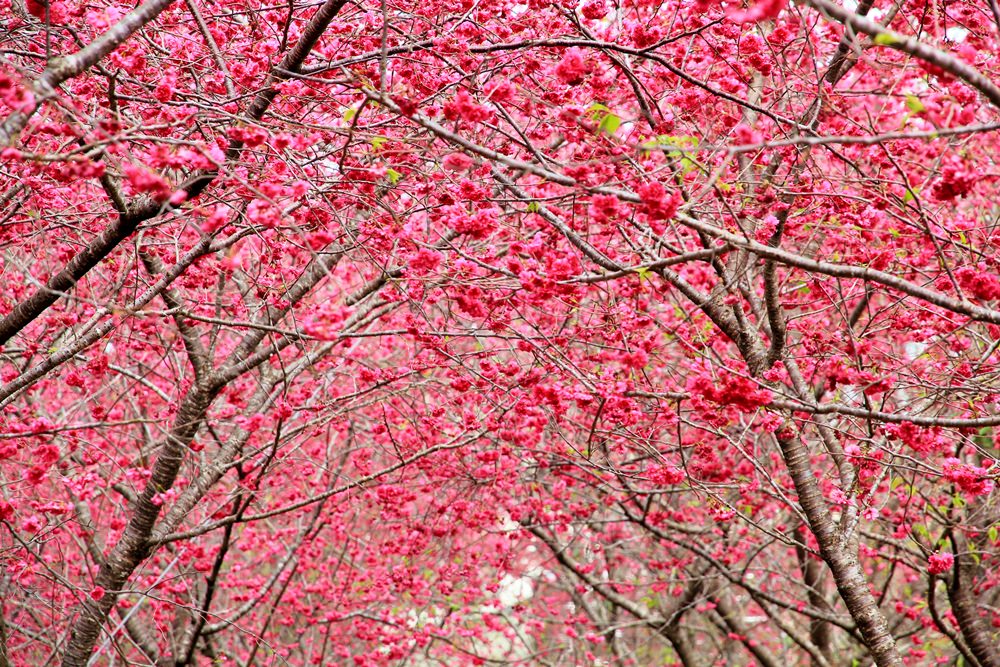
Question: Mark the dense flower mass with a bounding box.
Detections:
[927,551,955,575]
[1,0,1000,666]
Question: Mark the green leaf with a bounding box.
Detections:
[873,32,900,46]
[343,107,357,123]
[903,188,918,203]
[640,134,699,154]
[526,201,540,213]
[371,136,388,150]
[599,112,622,135]
[905,95,925,113]
[988,525,998,543]
[661,134,699,147]
[639,139,658,153]
[386,168,402,185]
[587,103,622,136]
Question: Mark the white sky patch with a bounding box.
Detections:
[946,26,970,43]
[905,341,928,360]
[497,512,519,532]
[496,574,535,607]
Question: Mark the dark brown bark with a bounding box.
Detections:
[0,0,179,142]
[661,623,702,667]
[53,3,352,651]
[804,0,1000,110]
[0,0,350,350]
[777,436,902,667]
[712,592,783,667]
[59,243,345,665]
[948,532,1000,667]
[0,598,9,667]
[0,210,145,347]
[797,537,834,665]
[61,386,216,667]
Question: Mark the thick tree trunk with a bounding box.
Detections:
[796,540,834,666]
[778,436,902,667]
[661,624,703,667]
[948,533,1000,667]
[61,387,216,667]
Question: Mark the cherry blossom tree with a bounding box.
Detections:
[1,0,999,664]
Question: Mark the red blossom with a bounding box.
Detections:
[648,465,685,486]
[941,458,995,497]
[442,152,474,172]
[122,164,172,201]
[637,182,681,226]
[443,90,492,123]
[554,49,590,86]
[579,0,608,19]
[927,552,954,575]
[2,0,1000,663]
[728,0,788,23]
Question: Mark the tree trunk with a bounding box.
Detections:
[778,436,902,667]
[948,532,1000,667]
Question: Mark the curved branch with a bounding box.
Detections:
[0,0,179,142]
[0,0,351,350]
[803,0,1000,109]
